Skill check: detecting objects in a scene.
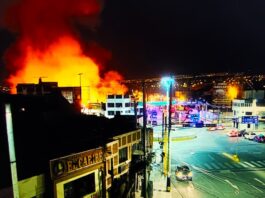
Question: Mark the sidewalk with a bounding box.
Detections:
[135,163,171,198]
[150,164,171,198]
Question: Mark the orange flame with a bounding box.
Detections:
[227,85,238,100]
[7,36,127,103]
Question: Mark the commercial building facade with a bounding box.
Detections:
[0,93,142,198]
[232,99,265,129]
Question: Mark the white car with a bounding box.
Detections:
[216,125,225,130]
[244,132,256,140]
[207,127,217,131]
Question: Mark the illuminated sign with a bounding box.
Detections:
[50,148,103,180]
[188,114,199,122]
[241,116,258,124]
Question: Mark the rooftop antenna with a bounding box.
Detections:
[38,76,48,84]
[33,76,48,84]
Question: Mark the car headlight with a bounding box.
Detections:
[188,172,193,177]
[177,172,183,177]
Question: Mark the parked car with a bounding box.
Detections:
[216,125,225,130]
[253,134,265,143]
[175,165,193,181]
[238,129,247,137]
[244,132,256,140]
[207,127,217,131]
[227,129,239,137]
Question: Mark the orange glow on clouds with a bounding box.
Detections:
[8,36,127,103]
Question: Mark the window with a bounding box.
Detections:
[64,173,95,198]
[125,103,130,107]
[107,103,114,107]
[116,95,122,99]
[108,95,114,99]
[119,147,128,163]
[124,94,130,98]
[116,103,122,107]
[108,111,114,115]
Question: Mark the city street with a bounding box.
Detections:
[152,125,265,198]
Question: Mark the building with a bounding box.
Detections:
[243,90,265,100]
[81,103,105,116]
[232,99,265,130]
[105,94,143,119]
[16,78,81,111]
[0,93,142,198]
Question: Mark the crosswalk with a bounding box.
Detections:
[193,160,265,171]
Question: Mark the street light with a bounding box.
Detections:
[161,76,174,192]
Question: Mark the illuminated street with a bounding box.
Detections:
[152,125,265,198]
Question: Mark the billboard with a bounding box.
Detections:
[241,116,258,124]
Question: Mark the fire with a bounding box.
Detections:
[227,85,238,100]
[8,36,127,103]
[4,0,127,104]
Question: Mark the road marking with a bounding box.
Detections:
[224,162,234,168]
[232,163,242,168]
[250,161,263,167]
[225,179,239,191]
[256,161,265,166]
[254,178,265,186]
[203,163,213,169]
[210,162,219,169]
[208,154,215,160]
[217,163,226,169]
[250,184,263,193]
[243,161,255,168]
[238,162,248,168]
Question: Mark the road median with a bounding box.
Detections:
[153,135,197,142]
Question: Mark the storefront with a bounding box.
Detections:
[50,148,104,198]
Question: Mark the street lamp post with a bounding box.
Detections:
[78,73,83,102]
[142,81,147,198]
[161,76,174,192]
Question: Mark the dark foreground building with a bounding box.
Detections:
[0,92,143,198]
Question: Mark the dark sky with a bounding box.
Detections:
[97,0,265,78]
[1,0,265,81]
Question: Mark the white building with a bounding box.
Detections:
[105,94,143,119]
[232,99,265,130]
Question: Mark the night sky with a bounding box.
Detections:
[1,0,265,81]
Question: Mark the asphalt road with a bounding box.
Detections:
[152,126,265,198]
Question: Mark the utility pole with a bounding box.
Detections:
[142,81,147,198]
[161,76,174,192]
[5,104,20,198]
[78,73,83,102]
[166,79,173,192]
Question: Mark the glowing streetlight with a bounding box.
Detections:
[161,76,174,192]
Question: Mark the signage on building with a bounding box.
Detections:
[241,116,258,124]
[50,147,103,180]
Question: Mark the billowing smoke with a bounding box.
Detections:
[3,0,127,103]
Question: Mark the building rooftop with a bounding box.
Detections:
[0,93,137,186]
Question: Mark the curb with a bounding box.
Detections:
[153,135,197,142]
[171,135,197,141]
